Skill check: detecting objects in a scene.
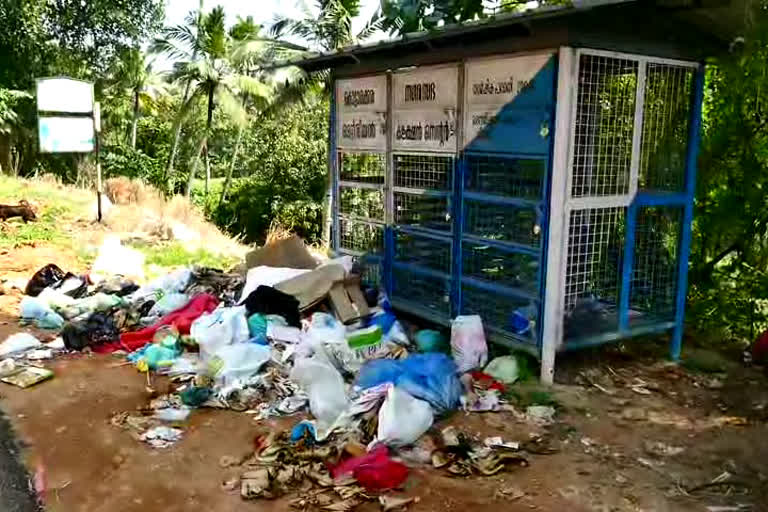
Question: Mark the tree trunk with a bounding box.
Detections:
[165,79,193,190]
[130,89,139,149]
[220,124,243,206]
[203,85,215,196]
[186,86,216,199]
[204,143,211,194]
[186,137,206,198]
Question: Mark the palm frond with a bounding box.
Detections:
[216,87,248,128]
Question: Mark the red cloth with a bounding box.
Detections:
[469,371,506,393]
[328,444,408,491]
[753,330,768,364]
[94,293,219,353]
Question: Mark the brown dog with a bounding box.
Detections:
[0,200,37,223]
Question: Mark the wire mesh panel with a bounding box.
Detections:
[394,193,451,231]
[571,55,638,198]
[465,155,545,200]
[462,242,539,294]
[563,207,626,340]
[340,187,384,220]
[339,218,384,254]
[395,232,451,274]
[393,154,453,190]
[464,201,540,247]
[392,267,451,316]
[462,285,538,341]
[629,207,682,323]
[339,152,386,184]
[639,64,694,192]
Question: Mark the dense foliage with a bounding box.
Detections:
[1,0,767,346]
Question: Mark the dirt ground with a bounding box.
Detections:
[1,246,767,512]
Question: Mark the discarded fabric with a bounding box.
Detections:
[104,293,219,353]
[25,264,65,297]
[243,286,301,328]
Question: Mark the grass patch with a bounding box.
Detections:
[132,240,239,270]
[0,206,68,249]
[505,388,562,409]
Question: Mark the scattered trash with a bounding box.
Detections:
[376,386,433,447]
[414,329,448,353]
[330,445,409,491]
[526,405,556,426]
[643,441,685,458]
[153,407,191,422]
[450,315,488,373]
[1,366,54,388]
[484,355,521,385]
[0,358,17,377]
[484,437,520,450]
[140,426,183,448]
[25,264,65,297]
[26,349,53,361]
[379,495,419,511]
[0,333,42,357]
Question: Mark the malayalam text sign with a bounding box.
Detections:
[336,75,387,151]
[392,65,458,152]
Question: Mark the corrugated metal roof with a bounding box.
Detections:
[279,0,741,72]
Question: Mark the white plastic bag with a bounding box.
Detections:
[213,343,271,385]
[90,236,145,283]
[191,306,250,361]
[377,386,433,447]
[129,268,193,303]
[0,333,43,357]
[290,357,349,427]
[450,315,488,373]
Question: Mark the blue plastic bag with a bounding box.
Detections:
[355,353,462,415]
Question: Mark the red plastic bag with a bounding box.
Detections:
[329,445,409,491]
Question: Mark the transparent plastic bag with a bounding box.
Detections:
[290,357,349,427]
[450,315,488,373]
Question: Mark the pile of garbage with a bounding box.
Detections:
[1,234,541,509]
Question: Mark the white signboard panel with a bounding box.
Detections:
[393,110,457,152]
[392,65,458,152]
[337,75,387,113]
[336,75,387,150]
[36,78,94,114]
[463,53,553,144]
[38,117,95,153]
[393,65,458,110]
[338,112,387,151]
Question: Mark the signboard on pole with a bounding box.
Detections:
[36,77,94,115]
[38,117,95,153]
[36,77,95,154]
[392,65,458,152]
[336,75,387,151]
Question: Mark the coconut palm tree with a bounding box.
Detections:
[107,47,167,149]
[167,6,276,197]
[270,0,383,244]
[152,0,205,189]
[218,18,308,205]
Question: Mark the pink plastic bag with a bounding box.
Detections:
[450,315,488,373]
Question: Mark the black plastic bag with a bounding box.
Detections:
[25,264,65,297]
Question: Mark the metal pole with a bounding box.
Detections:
[94,101,102,222]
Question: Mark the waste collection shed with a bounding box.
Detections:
[289,0,730,382]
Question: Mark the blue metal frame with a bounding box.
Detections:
[671,64,705,360]
[329,76,340,253]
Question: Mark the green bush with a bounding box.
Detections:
[195,100,329,244]
[102,143,167,192]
